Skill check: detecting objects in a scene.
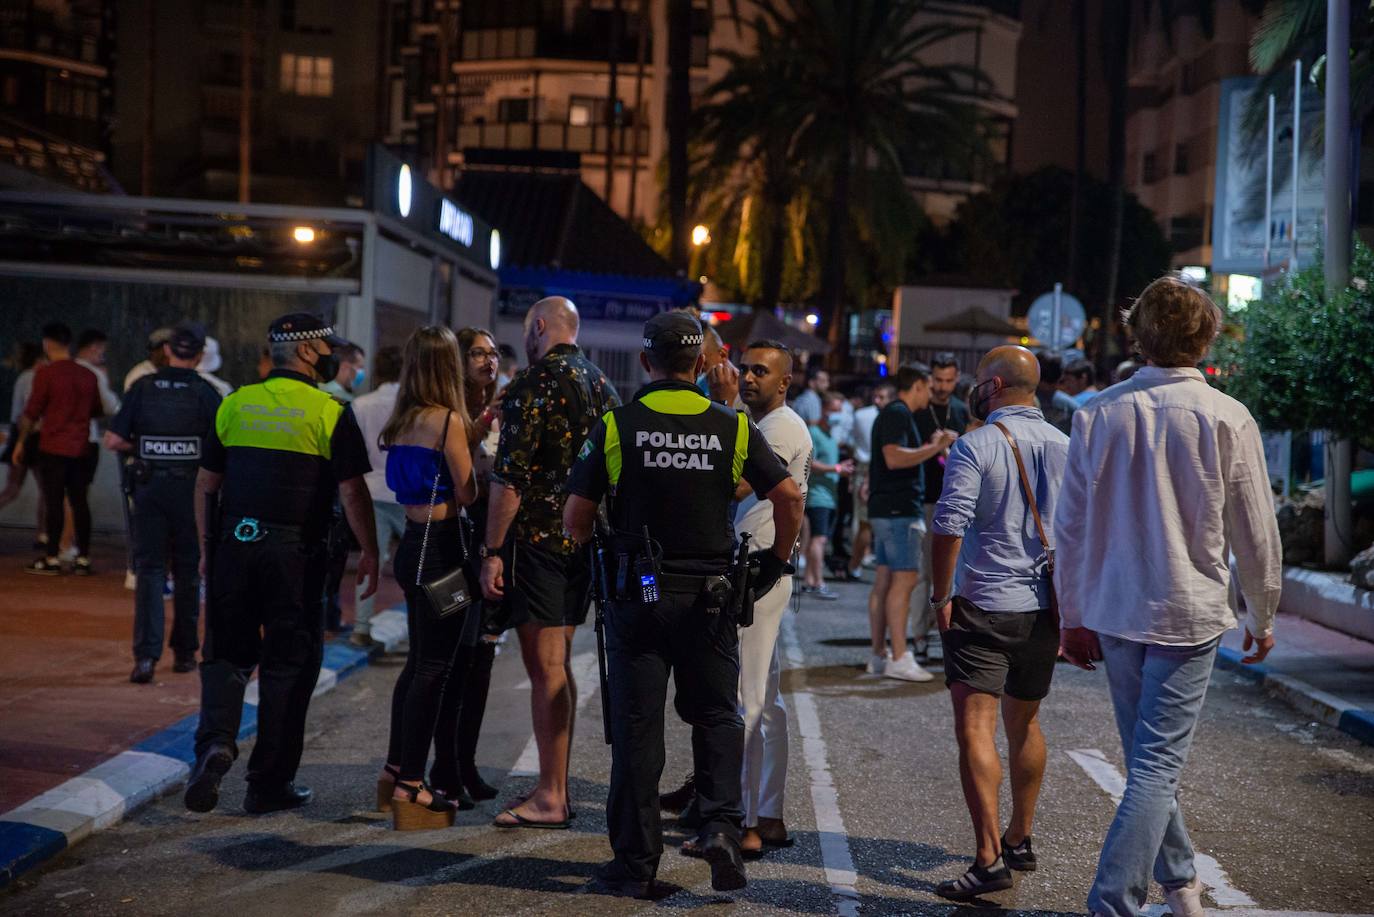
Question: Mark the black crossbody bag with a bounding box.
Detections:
[415,411,475,621]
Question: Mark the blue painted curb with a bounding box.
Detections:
[1215,645,1374,748]
[0,639,375,889]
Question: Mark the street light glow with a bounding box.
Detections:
[805,313,820,326]
[691,224,711,246]
[292,225,316,244]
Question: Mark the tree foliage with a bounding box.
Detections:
[930,167,1172,325]
[1214,240,1374,443]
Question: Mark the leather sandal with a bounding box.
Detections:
[391,780,457,831]
[375,764,401,812]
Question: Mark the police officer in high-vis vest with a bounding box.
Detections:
[105,320,222,685]
[564,311,804,898]
[184,313,379,817]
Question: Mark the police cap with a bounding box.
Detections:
[169,320,207,359]
[642,311,704,354]
[267,312,348,346]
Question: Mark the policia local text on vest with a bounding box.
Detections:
[183,313,380,818]
[564,311,804,899]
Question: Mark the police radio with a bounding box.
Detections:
[635,526,660,604]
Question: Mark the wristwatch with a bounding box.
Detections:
[929,594,951,609]
[478,544,501,559]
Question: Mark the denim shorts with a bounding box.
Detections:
[805,506,836,540]
[870,515,924,572]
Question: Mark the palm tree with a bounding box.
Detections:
[735,0,992,366]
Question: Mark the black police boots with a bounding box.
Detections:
[700,832,747,892]
[184,744,233,813]
[244,782,313,815]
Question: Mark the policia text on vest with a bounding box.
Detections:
[562,310,803,898]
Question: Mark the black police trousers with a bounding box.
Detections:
[194,530,326,789]
[603,588,744,881]
[131,473,200,661]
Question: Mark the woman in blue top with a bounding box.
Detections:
[376,325,477,830]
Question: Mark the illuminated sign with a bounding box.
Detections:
[489,229,502,270]
[397,164,413,218]
[438,199,474,246]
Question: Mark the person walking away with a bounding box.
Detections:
[848,382,893,579]
[348,345,405,647]
[184,313,378,817]
[913,352,969,653]
[564,311,803,897]
[479,297,619,829]
[427,327,505,805]
[926,346,1068,900]
[864,362,956,681]
[374,326,478,828]
[0,342,45,524]
[1034,352,1079,436]
[800,392,852,600]
[105,321,222,684]
[730,340,810,857]
[15,323,103,575]
[1054,276,1282,917]
[75,331,122,531]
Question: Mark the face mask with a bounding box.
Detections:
[352,367,366,390]
[969,379,999,422]
[308,346,340,384]
[826,412,846,429]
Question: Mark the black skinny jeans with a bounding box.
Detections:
[36,450,92,556]
[431,639,497,786]
[387,517,470,782]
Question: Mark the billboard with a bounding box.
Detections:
[1212,76,1324,275]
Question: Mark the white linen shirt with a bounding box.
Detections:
[852,403,879,464]
[1053,367,1282,644]
[351,382,399,504]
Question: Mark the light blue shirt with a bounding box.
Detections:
[932,405,1069,612]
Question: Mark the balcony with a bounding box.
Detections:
[455,120,649,157]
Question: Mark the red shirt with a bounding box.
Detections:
[24,360,102,458]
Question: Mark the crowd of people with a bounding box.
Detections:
[0,272,1283,916]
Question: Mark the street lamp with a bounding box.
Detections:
[691,224,711,247]
[292,225,316,244]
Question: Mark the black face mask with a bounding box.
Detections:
[969,378,999,422]
[305,345,340,383]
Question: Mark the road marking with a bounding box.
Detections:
[1316,746,1374,775]
[509,651,601,778]
[1066,748,1257,909]
[780,614,861,917]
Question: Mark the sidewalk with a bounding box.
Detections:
[0,525,403,814]
[1219,611,1374,745]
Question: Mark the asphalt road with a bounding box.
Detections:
[6,578,1374,916]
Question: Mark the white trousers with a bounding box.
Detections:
[738,576,792,826]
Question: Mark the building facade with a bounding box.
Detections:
[111,0,386,204]
[0,0,115,191]
[1123,0,1260,270]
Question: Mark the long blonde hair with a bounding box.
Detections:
[380,325,472,447]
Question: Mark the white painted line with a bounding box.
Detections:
[780,614,861,917]
[509,651,601,778]
[1066,748,1257,909]
[1317,747,1374,775]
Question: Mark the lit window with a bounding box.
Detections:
[280,53,334,97]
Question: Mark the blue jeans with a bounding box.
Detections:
[354,500,407,634]
[1088,634,1220,917]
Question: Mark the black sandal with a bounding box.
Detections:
[391,780,457,831]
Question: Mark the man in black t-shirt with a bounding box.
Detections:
[865,362,956,683]
[912,352,970,635]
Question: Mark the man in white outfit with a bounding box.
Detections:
[731,340,810,855]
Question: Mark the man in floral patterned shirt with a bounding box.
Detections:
[480,296,619,828]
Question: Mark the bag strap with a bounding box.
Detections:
[415,410,452,586]
[991,420,1052,571]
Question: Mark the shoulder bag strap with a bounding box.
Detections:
[415,410,452,586]
[991,420,1052,573]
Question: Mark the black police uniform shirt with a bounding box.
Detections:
[200,368,371,538]
[912,396,968,506]
[109,366,222,466]
[867,399,925,518]
[566,379,789,576]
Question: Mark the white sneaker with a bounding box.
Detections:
[884,653,934,682]
[1164,875,1205,917]
[865,651,890,675]
[59,545,78,562]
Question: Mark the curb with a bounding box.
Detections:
[1215,646,1374,747]
[0,640,374,888]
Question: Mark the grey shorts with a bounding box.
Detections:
[942,597,1058,701]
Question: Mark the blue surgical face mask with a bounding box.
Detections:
[826,412,846,429]
[352,367,366,390]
